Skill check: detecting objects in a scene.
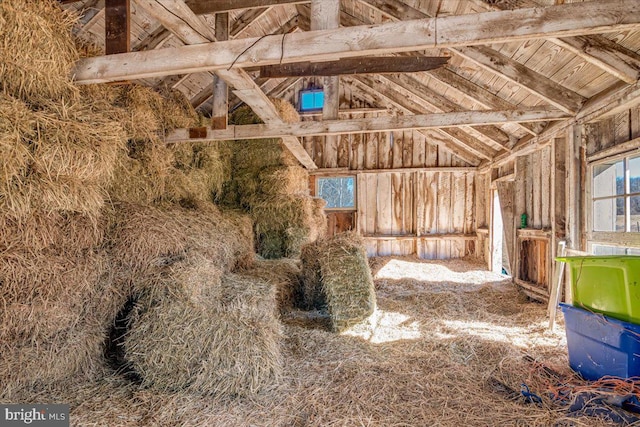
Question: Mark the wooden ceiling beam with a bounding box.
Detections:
[191,15,300,110]
[166,108,569,142]
[73,0,640,84]
[258,56,449,78]
[184,0,308,15]
[300,3,539,139]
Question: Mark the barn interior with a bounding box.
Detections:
[2,0,640,425]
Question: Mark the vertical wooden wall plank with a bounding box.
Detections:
[426,142,438,167]
[465,172,475,256]
[412,131,426,167]
[402,131,413,167]
[541,146,552,229]
[376,173,392,255]
[437,172,452,259]
[631,106,640,140]
[533,150,542,229]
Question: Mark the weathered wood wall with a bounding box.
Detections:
[357,171,476,259]
[585,104,640,157]
[290,80,478,260]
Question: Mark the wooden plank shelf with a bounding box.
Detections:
[517,228,552,239]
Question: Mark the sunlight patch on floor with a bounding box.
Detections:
[343,309,421,343]
[374,259,507,285]
[440,319,562,348]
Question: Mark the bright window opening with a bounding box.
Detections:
[300,90,324,112]
[317,176,355,210]
[592,155,640,232]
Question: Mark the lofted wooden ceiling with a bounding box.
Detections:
[62,0,640,169]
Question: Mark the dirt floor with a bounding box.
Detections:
[17,257,630,426]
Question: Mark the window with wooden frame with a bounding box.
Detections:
[316,176,356,210]
[588,152,640,253]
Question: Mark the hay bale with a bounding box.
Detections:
[108,137,174,205]
[114,84,199,140]
[300,241,324,310]
[167,143,231,203]
[270,98,301,124]
[0,95,127,220]
[107,202,254,278]
[258,166,309,196]
[157,86,200,132]
[252,194,321,259]
[0,0,78,101]
[242,258,303,312]
[124,263,282,396]
[301,232,376,332]
[0,247,124,399]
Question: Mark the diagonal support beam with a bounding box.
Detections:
[136,0,316,169]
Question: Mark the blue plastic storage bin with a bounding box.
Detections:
[560,303,640,381]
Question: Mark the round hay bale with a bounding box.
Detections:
[124,264,282,396]
[301,232,376,332]
[0,0,78,101]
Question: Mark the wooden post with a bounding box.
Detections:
[212,12,229,129]
[311,0,340,167]
[566,125,584,251]
[105,0,130,55]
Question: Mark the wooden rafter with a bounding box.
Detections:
[166,108,569,142]
[344,77,482,166]
[357,0,586,115]
[72,0,640,84]
[379,74,510,149]
[353,74,497,160]
[454,46,586,114]
[470,0,640,84]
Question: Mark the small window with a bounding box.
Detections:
[299,89,324,112]
[317,176,355,210]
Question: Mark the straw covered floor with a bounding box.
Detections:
[5,257,624,427]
